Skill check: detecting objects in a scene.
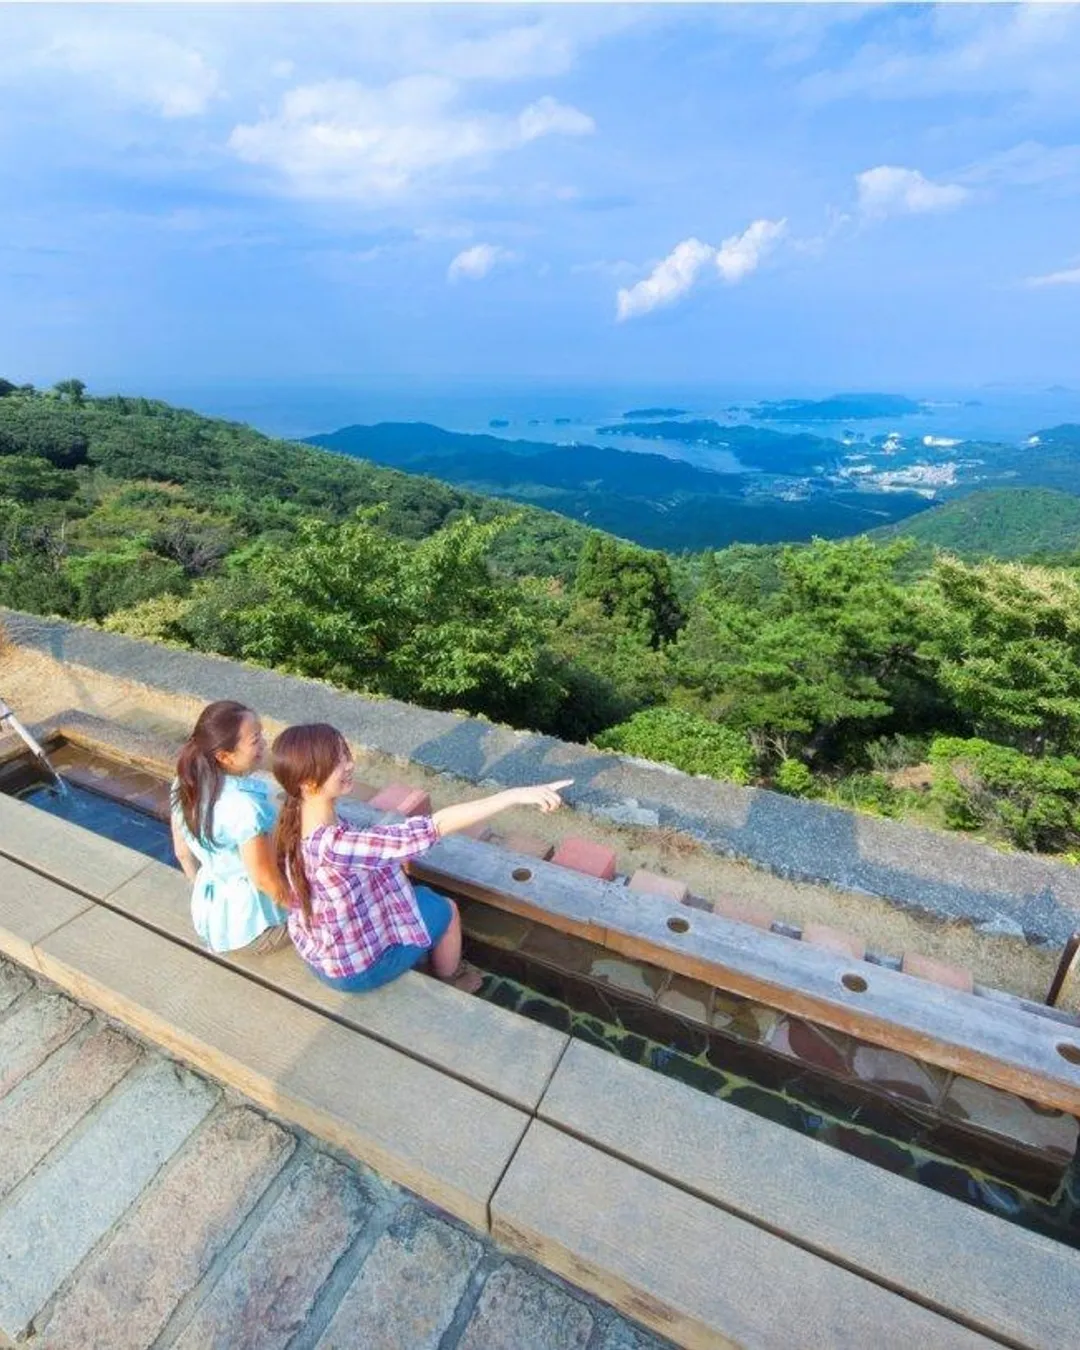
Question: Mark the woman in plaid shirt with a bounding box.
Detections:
[272,723,570,994]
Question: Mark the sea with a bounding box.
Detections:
[133,378,1080,473]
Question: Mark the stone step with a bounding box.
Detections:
[492,1121,994,1350]
[31,902,529,1231]
[35,1108,294,1349]
[0,1058,218,1342]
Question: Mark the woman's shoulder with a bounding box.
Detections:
[301,821,337,861]
[215,773,277,836]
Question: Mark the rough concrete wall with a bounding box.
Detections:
[4,608,1079,947]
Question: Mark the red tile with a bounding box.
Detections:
[902,951,974,993]
[626,870,689,904]
[550,837,618,881]
[802,924,866,961]
[500,833,554,861]
[369,784,432,817]
[712,896,774,931]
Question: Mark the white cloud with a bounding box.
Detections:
[1027,266,1080,288]
[715,218,787,283]
[572,259,638,279]
[518,96,595,143]
[40,26,219,117]
[799,5,1080,114]
[616,238,716,321]
[435,24,576,82]
[856,166,970,220]
[447,243,512,283]
[228,78,594,199]
[616,219,785,321]
[960,141,1080,189]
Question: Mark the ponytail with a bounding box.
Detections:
[270,722,350,921]
[274,793,311,918]
[173,700,253,844]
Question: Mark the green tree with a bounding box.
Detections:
[674,537,925,762]
[573,535,685,647]
[0,455,79,504]
[53,379,87,404]
[916,556,1080,753]
[547,596,671,738]
[236,512,562,725]
[929,736,1080,851]
[595,706,755,783]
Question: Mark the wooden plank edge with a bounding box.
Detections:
[412,834,1080,1116]
[537,1041,1078,1350]
[491,1122,999,1350]
[30,922,516,1232]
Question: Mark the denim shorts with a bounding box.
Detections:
[311,886,454,994]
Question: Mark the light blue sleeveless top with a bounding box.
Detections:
[172,774,288,953]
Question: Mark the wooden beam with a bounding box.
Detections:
[540,1040,1080,1350]
[410,829,1080,1115]
[493,1122,998,1350]
[32,903,529,1231]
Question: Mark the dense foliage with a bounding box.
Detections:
[4,381,1080,858]
[875,488,1080,561]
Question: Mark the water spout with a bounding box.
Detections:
[0,696,67,795]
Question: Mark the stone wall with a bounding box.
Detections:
[5,607,1080,947]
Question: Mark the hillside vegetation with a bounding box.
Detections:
[875,487,1080,560]
[4,379,1080,859]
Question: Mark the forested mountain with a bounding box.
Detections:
[308,421,932,550]
[875,487,1080,560]
[4,379,1080,860]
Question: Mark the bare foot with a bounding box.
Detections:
[443,960,484,994]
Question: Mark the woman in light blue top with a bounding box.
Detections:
[170,700,290,954]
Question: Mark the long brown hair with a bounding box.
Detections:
[174,700,254,844]
[272,723,350,917]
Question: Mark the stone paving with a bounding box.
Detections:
[0,957,672,1350]
[5,608,1080,948]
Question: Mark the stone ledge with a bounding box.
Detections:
[5,608,1080,947]
[491,1121,994,1350]
[0,793,567,1114]
[108,857,568,1113]
[0,846,1070,1349]
[28,902,529,1232]
[536,1041,1080,1350]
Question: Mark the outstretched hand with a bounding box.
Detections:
[513,780,573,813]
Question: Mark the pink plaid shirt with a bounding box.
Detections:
[288,815,440,980]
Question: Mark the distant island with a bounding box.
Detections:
[622,407,689,419]
[746,393,926,422]
[489,418,509,428]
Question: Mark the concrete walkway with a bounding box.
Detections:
[0,957,669,1350]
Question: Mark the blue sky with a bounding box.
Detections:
[2,3,1079,392]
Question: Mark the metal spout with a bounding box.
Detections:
[0,696,68,795]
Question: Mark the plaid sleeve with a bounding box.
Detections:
[319,816,439,868]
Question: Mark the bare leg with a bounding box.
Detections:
[430,900,463,979]
[430,903,483,992]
